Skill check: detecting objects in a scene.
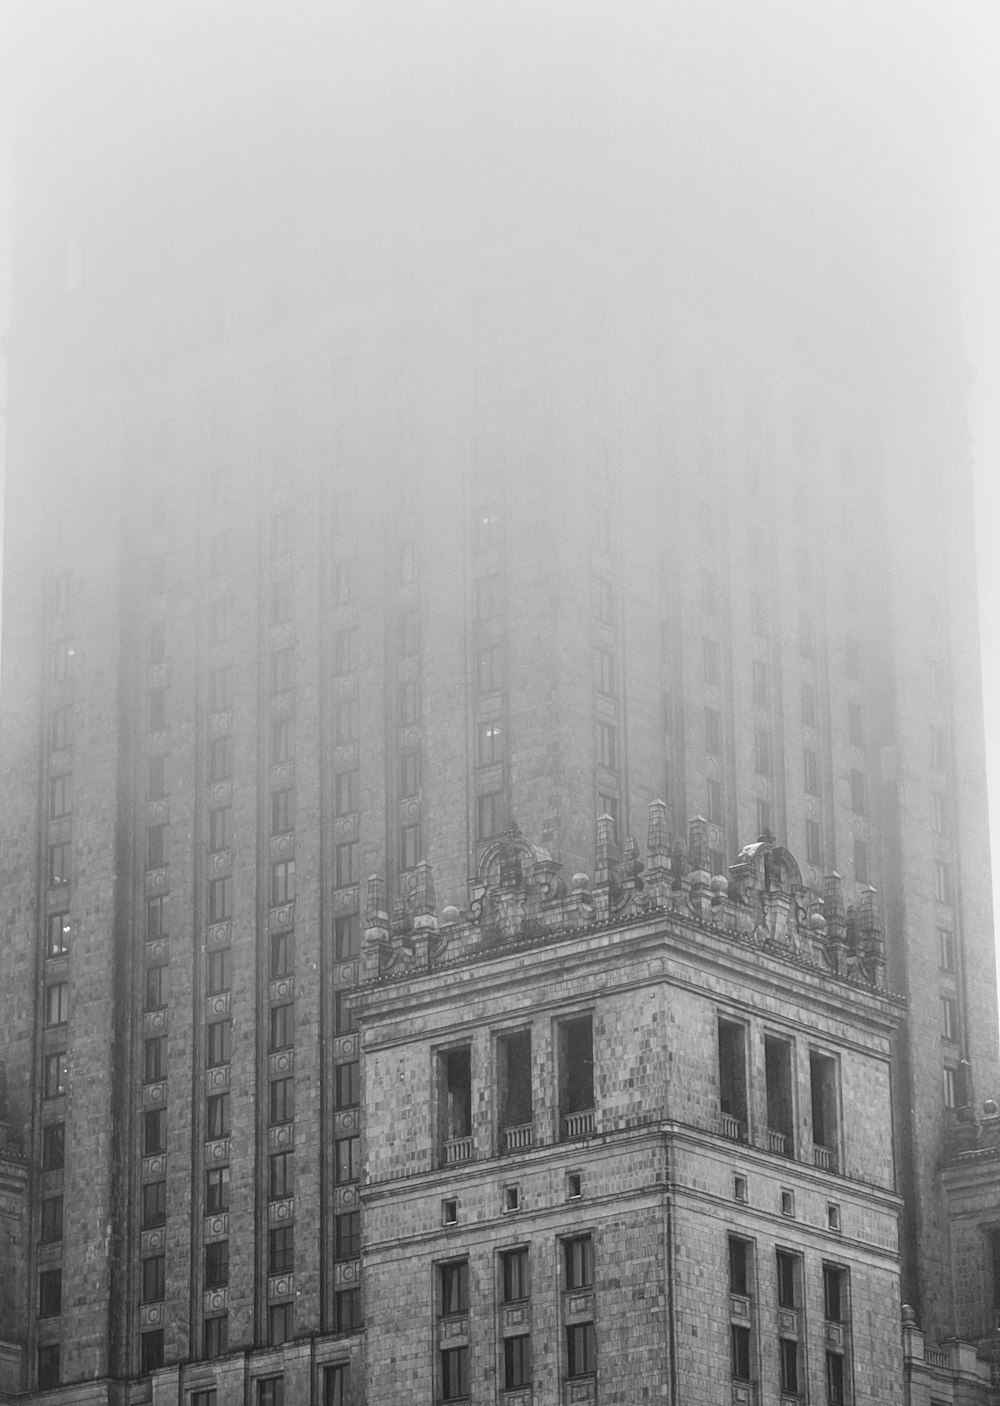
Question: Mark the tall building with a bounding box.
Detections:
[1,6,997,1403]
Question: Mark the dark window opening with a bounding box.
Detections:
[764,1035,794,1156]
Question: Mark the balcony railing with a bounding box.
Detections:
[720,1112,748,1142]
[502,1123,534,1152]
[812,1143,837,1172]
[766,1128,790,1156]
[562,1109,596,1139]
[443,1135,474,1165]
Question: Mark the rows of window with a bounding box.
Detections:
[189,1362,348,1406]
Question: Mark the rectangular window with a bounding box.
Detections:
[504,1336,531,1390]
[146,895,167,942]
[143,1108,167,1155]
[334,915,359,960]
[850,769,866,814]
[270,1077,294,1125]
[334,1288,361,1333]
[936,861,952,903]
[269,1150,293,1200]
[43,1051,67,1099]
[558,1015,594,1132]
[398,609,420,656]
[848,702,864,747]
[477,790,504,839]
[144,1036,166,1084]
[270,930,295,978]
[400,751,421,797]
[268,1226,294,1274]
[826,1351,846,1405]
[271,648,294,695]
[257,1378,284,1406]
[206,1166,230,1212]
[45,983,69,1027]
[38,1269,62,1318]
[804,749,820,795]
[596,647,616,695]
[204,1314,228,1358]
[754,728,771,775]
[335,1137,361,1184]
[476,573,503,622]
[939,928,956,972]
[48,774,71,819]
[141,1179,166,1228]
[49,705,73,751]
[705,707,721,756]
[806,818,822,866]
[148,754,167,800]
[147,688,167,732]
[206,1093,230,1138]
[941,996,959,1041]
[335,1210,360,1259]
[730,1324,751,1380]
[271,860,296,906]
[477,642,503,693]
[271,787,295,835]
[207,947,231,995]
[706,776,723,825]
[776,1249,799,1308]
[208,877,233,923]
[703,637,720,684]
[810,1051,839,1160]
[441,1346,469,1400]
[497,1029,532,1139]
[208,736,233,782]
[206,1020,231,1067]
[141,1330,164,1374]
[272,719,295,762]
[209,600,233,645]
[142,1255,165,1303]
[146,824,166,870]
[501,1246,529,1302]
[210,666,233,712]
[205,1239,229,1288]
[824,1264,848,1322]
[334,990,357,1033]
[51,639,75,682]
[564,1235,594,1289]
[335,1062,360,1109]
[334,630,357,675]
[717,1019,748,1139]
[269,1002,294,1051]
[37,1344,61,1390]
[400,823,421,870]
[48,843,71,888]
[208,807,231,853]
[597,721,617,769]
[40,1195,63,1243]
[595,578,614,625]
[334,770,359,816]
[729,1236,751,1296]
[335,843,359,887]
[566,1322,596,1378]
[478,719,504,766]
[764,1035,794,1155]
[944,1065,958,1107]
[440,1260,469,1316]
[41,1123,65,1171]
[398,680,420,726]
[779,1337,800,1393]
[324,1364,348,1405]
[854,838,869,885]
[440,1047,472,1142]
[933,792,949,836]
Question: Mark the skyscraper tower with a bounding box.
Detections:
[0,6,996,1401]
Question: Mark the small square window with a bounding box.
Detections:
[442,1198,458,1225]
[567,1171,582,1199]
[503,1185,520,1213]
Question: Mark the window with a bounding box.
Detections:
[334,770,359,816]
[334,990,357,1033]
[566,1322,596,1378]
[751,659,767,706]
[210,667,233,713]
[271,930,295,978]
[208,877,232,923]
[335,1061,360,1109]
[206,1093,231,1139]
[596,719,617,770]
[803,749,820,796]
[504,1336,531,1390]
[37,1344,61,1390]
[400,823,421,870]
[850,769,866,814]
[729,1236,751,1296]
[939,928,956,972]
[706,776,723,824]
[38,1269,62,1318]
[141,1180,166,1228]
[207,947,231,995]
[206,1020,231,1067]
[478,720,504,766]
[477,790,504,839]
[269,1002,294,1050]
[257,1378,284,1406]
[209,599,233,645]
[754,728,771,775]
[823,1264,848,1322]
[271,860,296,906]
[705,707,721,756]
[439,1047,472,1146]
[776,1249,799,1308]
[271,648,294,695]
[595,578,614,625]
[45,911,70,960]
[147,895,167,941]
[810,1051,839,1159]
[144,1108,166,1156]
[272,718,295,762]
[204,1314,228,1358]
[501,1246,529,1302]
[142,1255,165,1303]
[334,915,359,960]
[141,1329,164,1374]
[779,1336,800,1394]
[848,702,864,747]
[208,736,233,782]
[943,1065,958,1108]
[45,982,69,1027]
[335,1136,360,1184]
[334,1288,361,1333]
[147,824,166,870]
[440,1346,469,1400]
[398,680,420,725]
[764,1036,794,1156]
[476,573,503,622]
[268,1225,294,1274]
[324,1365,348,1406]
[827,1350,846,1405]
[40,1195,63,1243]
[558,1015,594,1133]
[400,751,421,797]
[474,504,500,550]
[477,642,503,693]
[440,1260,468,1316]
[205,1239,229,1288]
[48,843,71,888]
[854,838,869,885]
[935,861,952,904]
[398,609,420,656]
[331,1209,360,1260]
[442,1199,458,1225]
[206,1166,230,1213]
[144,1035,166,1083]
[718,1019,748,1139]
[596,647,616,695]
[730,1324,751,1381]
[147,688,167,732]
[208,807,231,853]
[43,1051,67,1099]
[271,788,295,835]
[941,996,959,1041]
[564,1235,594,1290]
[148,754,167,800]
[49,705,73,751]
[497,1029,532,1141]
[756,798,772,839]
[703,637,720,684]
[335,843,359,887]
[270,1077,294,1124]
[933,792,949,836]
[51,638,75,683]
[804,816,822,866]
[48,774,71,820]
